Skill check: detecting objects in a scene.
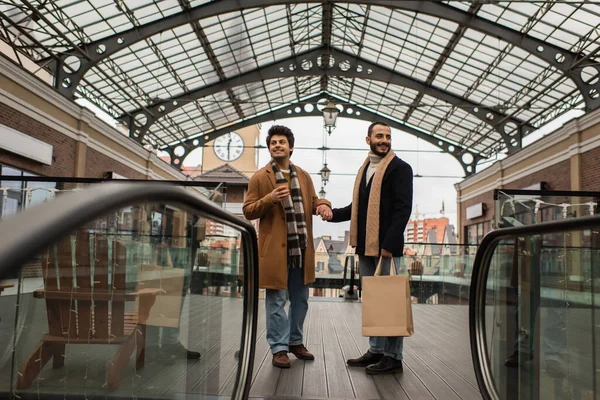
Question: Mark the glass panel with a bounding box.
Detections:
[1,166,23,189]
[481,227,598,399]
[311,243,475,304]
[495,190,600,228]
[0,201,248,399]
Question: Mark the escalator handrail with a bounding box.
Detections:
[469,213,600,400]
[0,182,259,400]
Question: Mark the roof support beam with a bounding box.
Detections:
[320,1,333,92]
[123,47,534,152]
[167,92,483,177]
[40,0,600,111]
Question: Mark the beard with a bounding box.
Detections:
[370,141,390,157]
[271,152,288,160]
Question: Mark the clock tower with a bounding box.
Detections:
[202,125,261,177]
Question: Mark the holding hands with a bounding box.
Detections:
[316,204,333,221]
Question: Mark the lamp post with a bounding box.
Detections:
[320,163,331,186]
[322,100,339,135]
[319,187,326,198]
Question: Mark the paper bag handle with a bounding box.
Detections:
[374,256,397,276]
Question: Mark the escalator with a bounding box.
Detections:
[1,182,598,400]
[470,215,600,400]
[0,183,258,400]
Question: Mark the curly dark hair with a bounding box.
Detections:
[367,121,391,137]
[266,125,295,154]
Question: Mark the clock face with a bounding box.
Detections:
[214,132,244,162]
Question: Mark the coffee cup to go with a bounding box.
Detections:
[275,178,288,188]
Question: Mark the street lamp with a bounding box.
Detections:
[320,163,331,185]
[319,187,326,198]
[322,100,339,135]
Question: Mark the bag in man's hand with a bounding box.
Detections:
[362,256,414,337]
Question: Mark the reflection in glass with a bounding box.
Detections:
[481,228,598,400]
[0,201,247,399]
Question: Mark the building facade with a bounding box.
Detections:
[455,109,600,246]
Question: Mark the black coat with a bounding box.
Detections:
[331,156,413,257]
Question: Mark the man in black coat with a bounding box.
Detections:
[325,121,413,374]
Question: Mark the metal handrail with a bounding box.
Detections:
[0,183,258,400]
[469,214,600,400]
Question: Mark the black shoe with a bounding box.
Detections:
[347,351,383,367]
[365,356,403,375]
[160,343,201,360]
[504,351,533,367]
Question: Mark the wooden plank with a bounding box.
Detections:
[395,363,436,400]
[219,320,268,396]
[275,353,305,397]
[163,297,246,393]
[405,346,480,399]
[141,297,245,394]
[302,303,328,398]
[249,300,282,398]
[275,297,314,396]
[75,232,92,340]
[93,235,109,339]
[373,375,410,400]
[111,240,127,338]
[343,301,460,400]
[249,356,281,397]
[56,235,77,337]
[129,296,241,395]
[195,302,268,397]
[407,338,476,388]
[411,306,473,367]
[16,298,488,400]
[44,247,63,338]
[189,340,240,394]
[322,302,355,398]
[333,303,381,399]
[401,350,462,400]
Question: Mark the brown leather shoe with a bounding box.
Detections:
[272,351,291,368]
[289,344,314,360]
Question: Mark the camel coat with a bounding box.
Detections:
[243,163,331,290]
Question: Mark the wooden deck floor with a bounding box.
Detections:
[249,301,479,400]
[1,294,479,399]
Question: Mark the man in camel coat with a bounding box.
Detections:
[243,125,332,368]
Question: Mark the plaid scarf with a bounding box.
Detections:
[270,159,307,269]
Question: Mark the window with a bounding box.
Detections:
[0,164,56,218]
[465,220,493,246]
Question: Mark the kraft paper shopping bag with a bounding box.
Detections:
[362,257,414,337]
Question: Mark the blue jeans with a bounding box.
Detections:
[265,267,309,354]
[359,255,405,361]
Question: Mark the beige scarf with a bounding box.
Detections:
[350,150,396,256]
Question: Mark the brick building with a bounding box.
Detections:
[0,55,194,187]
[404,217,450,244]
[455,109,600,246]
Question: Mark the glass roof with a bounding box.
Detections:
[1,0,598,167]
